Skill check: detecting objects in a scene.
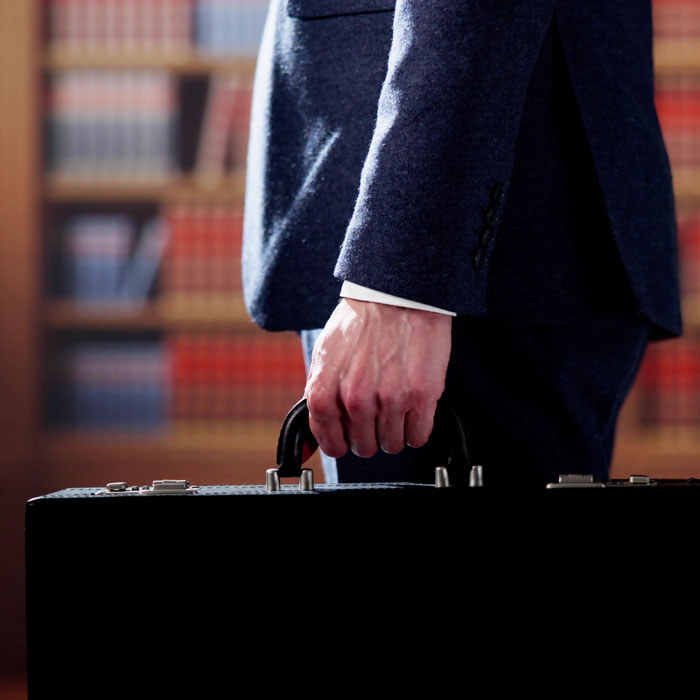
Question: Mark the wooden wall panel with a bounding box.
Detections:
[0,0,41,679]
[0,0,41,480]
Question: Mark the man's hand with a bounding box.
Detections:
[304,298,452,458]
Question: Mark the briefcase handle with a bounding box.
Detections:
[275,397,472,482]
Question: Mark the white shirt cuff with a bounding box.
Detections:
[339,281,456,316]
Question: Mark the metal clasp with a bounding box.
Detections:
[559,474,595,484]
[434,466,450,488]
[546,474,604,489]
[105,482,129,492]
[97,480,199,495]
[265,468,314,492]
[140,480,199,495]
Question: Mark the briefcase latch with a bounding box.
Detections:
[96,480,200,495]
[141,480,200,495]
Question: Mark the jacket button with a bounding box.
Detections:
[481,226,496,249]
[490,182,505,205]
[484,207,499,228]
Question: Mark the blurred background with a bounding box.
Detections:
[1,0,699,693]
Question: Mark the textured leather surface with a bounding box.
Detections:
[37,483,430,498]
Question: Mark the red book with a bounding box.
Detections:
[195,74,241,184]
[638,341,700,430]
[653,0,700,39]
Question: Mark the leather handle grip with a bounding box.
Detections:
[276,397,472,481]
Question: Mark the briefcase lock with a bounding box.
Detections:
[96,480,200,495]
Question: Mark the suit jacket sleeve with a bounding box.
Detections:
[333,0,557,315]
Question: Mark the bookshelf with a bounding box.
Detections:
[43,296,255,330]
[0,0,698,487]
[654,39,700,73]
[44,47,258,76]
[4,4,700,503]
[45,171,247,202]
[0,5,700,492]
[29,0,311,491]
[606,2,700,477]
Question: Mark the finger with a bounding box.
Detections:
[309,412,349,458]
[341,396,378,458]
[306,389,349,458]
[405,403,436,449]
[376,405,406,455]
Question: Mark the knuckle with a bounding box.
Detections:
[306,386,334,418]
[407,386,429,409]
[377,388,406,413]
[341,390,370,419]
[409,383,442,409]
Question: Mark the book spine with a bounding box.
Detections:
[168,331,306,430]
[653,0,700,40]
[50,341,166,430]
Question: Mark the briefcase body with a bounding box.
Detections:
[25,400,700,697]
[26,400,478,696]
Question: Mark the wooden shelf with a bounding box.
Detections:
[44,300,162,330]
[680,300,700,329]
[38,424,324,490]
[44,172,247,203]
[157,297,255,328]
[654,39,700,74]
[43,170,699,208]
[44,47,257,77]
[612,430,700,479]
[44,41,698,77]
[39,424,280,488]
[44,296,257,331]
[673,167,700,202]
[44,421,282,454]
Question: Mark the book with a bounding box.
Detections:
[60,214,135,302]
[160,202,243,308]
[168,331,306,431]
[49,0,194,55]
[655,74,700,170]
[194,73,242,185]
[49,341,167,430]
[119,217,170,303]
[677,210,700,321]
[638,340,700,433]
[195,0,269,56]
[48,69,177,181]
[653,0,700,40]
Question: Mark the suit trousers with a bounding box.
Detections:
[300,315,652,487]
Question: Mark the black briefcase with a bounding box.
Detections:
[24,398,700,697]
[25,399,485,697]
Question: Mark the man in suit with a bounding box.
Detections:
[242,0,683,486]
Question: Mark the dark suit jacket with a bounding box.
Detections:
[242,0,683,341]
